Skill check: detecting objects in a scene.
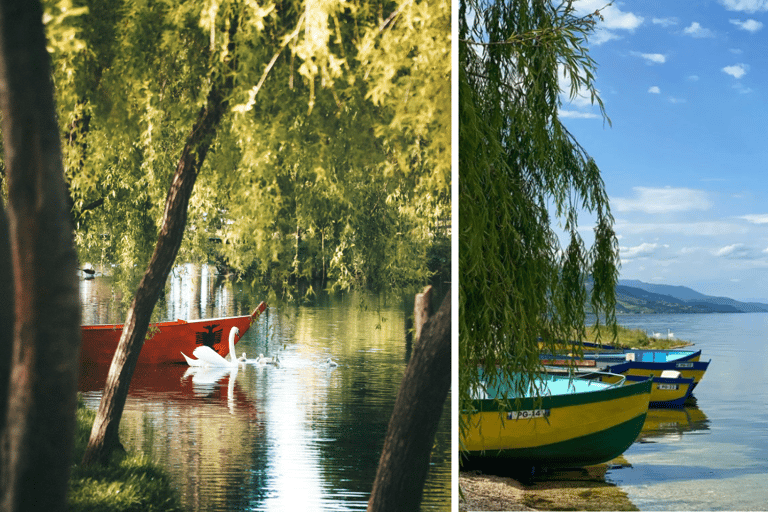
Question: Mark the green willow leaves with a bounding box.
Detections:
[40,0,449,296]
[459,0,620,443]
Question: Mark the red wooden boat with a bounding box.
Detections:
[80,302,267,366]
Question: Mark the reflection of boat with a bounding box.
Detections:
[637,406,710,441]
[462,372,651,469]
[80,302,267,365]
[79,362,258,417]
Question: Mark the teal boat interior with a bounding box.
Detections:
[473,371,624,400]
[541,348,700,364]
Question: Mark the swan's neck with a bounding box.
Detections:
[228,330,237,364]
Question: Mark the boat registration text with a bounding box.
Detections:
[507,409,550,420]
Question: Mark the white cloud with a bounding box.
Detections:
[614,220,747,236]
[574,1,644,44]
[683,22,715,38]
[668,97,687,104]
[720,0,768,13]
[621,243,659,259]
[559,110,600,119]
[648,86,661,94]
[715,243,753,259]
[632,52,666,64]
[723,63,749,78]
[730,18,764,31]
[688,75,700,81]
[653,17,678,27]
[740,214,768,224]
[613,187,712,214]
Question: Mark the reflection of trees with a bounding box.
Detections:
[80,284,449,509]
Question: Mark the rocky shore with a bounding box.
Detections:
[459,464,639,511]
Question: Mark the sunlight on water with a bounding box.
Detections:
[79,266,450,511]
[600,313,768,510]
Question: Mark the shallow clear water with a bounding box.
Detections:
[601,313,768,511]
[79,266,450,511]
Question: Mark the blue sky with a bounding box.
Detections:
[559,0,768,301]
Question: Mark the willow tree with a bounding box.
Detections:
[459,0,620,440]
[53,0,450,296]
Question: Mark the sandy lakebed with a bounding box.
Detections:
[459,459,639,511]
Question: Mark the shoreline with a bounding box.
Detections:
[459,466,639,511]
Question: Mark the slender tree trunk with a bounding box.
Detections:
[0,0,82,510]
[368,288,451,511]
[81,17,239,467]
[0,203,12,495]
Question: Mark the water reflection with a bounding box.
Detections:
[78,267,450,511]
[636,406,710,442]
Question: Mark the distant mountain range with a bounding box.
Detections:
[613,279,768,314]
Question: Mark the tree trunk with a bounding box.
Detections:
[80,17,238,467]
[0,201,12,494]
[368,288,451,511]
[0,0,82,510]
[413,285,433,344]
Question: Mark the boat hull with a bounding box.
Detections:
[80,302,267,366]
[605,359,710,390]
[463,376,651,468]
[557,341,703,362]
[600,373,695,407]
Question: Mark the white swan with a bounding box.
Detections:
[326,357,338,367]
[182,327,240,367]
[256,353,280,365]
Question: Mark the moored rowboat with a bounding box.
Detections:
[544,367,695,408]
[600,372,695,407]
[462,371,652,469]
[605,358,710,390]
[80,302,267,366]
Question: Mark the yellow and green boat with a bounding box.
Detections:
[605,358,710,390]
[599,371,695,407]
[463,372,652,468]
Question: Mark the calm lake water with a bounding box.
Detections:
[602,313,768,511]
[78,265,451,511]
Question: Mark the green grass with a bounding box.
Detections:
[69,396,183,512]
[582,324,692,350]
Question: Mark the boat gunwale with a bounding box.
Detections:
[606,358,711,373]
[470,375,653,413]
[81,302,266,330]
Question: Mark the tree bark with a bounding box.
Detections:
[0,200,12,496]
[0,0,82,510]
[368,288,451,511]
[81,17,238,467]
[413,285,433,344]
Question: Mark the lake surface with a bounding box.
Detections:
[78,265,450,511]
[602,313,768,510]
